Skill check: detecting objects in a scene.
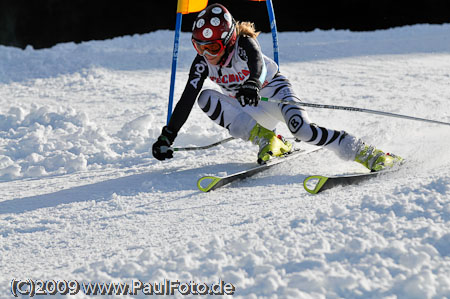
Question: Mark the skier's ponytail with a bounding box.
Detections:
[236,21,260,39]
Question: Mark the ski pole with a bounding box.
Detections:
[171,137,235,152]
[261,97,450,127]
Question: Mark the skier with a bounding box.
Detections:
[152,3,402,171]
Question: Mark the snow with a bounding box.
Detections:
[1,24,450,298]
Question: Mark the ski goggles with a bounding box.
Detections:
[192,39,225,57]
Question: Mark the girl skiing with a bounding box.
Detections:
[152,3,402,171]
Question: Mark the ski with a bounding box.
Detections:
[197,147,322,192]
[303,169,399,194]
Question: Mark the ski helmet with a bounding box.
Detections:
[191,4,236,56]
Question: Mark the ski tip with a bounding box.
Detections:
[197,176,222,192]
[303,175,328,194]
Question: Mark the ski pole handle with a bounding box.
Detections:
[171,137,235,152]
[261,97,450,127]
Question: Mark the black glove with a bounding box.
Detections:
[236,79,262,107]
[152,126,177,161]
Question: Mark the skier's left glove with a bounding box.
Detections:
[152,126,177,161]
[236,79,262,107]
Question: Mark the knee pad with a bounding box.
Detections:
[283,106,308,137]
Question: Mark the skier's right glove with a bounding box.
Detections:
[236,79,262,107]
[152,126,177,161]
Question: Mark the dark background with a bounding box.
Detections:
[1,0,449,49]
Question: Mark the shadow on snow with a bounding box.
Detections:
[0,161,310,215]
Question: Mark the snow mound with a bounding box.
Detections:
[0,106,163,180]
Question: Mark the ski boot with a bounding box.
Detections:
[249,123,293,164]
[355,144,404,172]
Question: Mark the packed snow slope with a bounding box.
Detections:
[1,24,450,298]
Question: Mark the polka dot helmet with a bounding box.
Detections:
[191,4,237,54]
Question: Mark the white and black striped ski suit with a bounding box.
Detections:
[167,35,363,161]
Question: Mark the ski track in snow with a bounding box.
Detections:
[0,24,449,298]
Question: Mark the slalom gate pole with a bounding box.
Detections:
[265,0,279,66]
[167,12,183,125]
[261,97,450,127]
